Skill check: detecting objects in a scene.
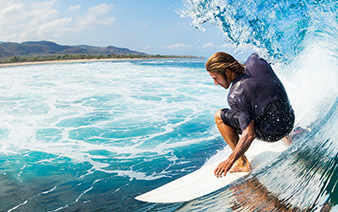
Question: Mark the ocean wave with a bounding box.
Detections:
[181,0,337,62]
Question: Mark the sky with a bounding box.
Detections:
[0,0,252,58]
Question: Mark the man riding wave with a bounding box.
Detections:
[206,52,295,177]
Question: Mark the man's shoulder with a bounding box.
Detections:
[244,53,259,65]
[228,79,247,102]
[245,53,273,76]
[248,53,259,60]
[245,53,270,66]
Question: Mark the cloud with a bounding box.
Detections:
[144,45,152,50]
[76,4,115,29]
[202,42,216,48]
[0,0,115,42]
[221,43,234,48]
[69,4,81,11]
[36,17,73,38]
[163,43,190,49]
[89,3,112,16]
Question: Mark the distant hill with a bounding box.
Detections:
[0,41,147,58]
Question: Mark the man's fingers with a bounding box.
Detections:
[218,170,223,178]
[214,167,218,175]
[215,168,220,177]
[220,169,226,177]
[214,167,226,178]
[215,161,231,177]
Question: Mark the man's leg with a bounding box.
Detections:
[215,109,251,172]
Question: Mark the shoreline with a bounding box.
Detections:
[0,57,199,68]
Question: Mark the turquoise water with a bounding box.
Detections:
[0,58,336,211]
[0,59,228,211]
[0,0,337,211]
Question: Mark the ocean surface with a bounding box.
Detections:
[0,0,337,211]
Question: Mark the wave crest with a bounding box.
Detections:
[181,0,337,62]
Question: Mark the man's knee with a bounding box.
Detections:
[215,109,223,124]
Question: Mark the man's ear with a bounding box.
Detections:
[224,69,231,84]
[225,69,232,76]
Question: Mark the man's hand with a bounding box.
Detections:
[214,159,233,178]
[214,121,256,178]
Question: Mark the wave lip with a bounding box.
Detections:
[181,0,337,62]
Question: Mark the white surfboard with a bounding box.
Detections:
[135,140,288,203]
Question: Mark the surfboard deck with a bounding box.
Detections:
[135,140,288,203]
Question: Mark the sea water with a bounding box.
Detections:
[0,58,336,211]
[0,59,230,211]
[0,0,337,211]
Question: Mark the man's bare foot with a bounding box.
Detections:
[283,136,292,146]
[283,126,310,146]
[229,159,251,173]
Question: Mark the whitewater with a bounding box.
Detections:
[0,0,337,211]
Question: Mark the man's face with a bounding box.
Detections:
[208,71,230,89]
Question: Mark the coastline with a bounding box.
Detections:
[0,57,169,68]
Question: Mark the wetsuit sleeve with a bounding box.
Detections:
[229,95,252,131]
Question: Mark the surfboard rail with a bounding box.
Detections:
[135,140,288,203]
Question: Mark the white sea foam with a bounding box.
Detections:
[3,49,334,181]
[8,200,28,212]
[275,40,338,126]
[0,59,225,179]
[39,186,57,195]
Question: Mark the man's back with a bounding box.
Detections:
[228,53,290,131]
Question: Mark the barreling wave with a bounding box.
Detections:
[181,0,338,63]
[178,0,338,211]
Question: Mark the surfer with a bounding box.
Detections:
[206,52,295,177]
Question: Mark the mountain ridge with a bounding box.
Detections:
[0,41,147,58]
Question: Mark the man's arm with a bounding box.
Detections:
[214,120,256,177]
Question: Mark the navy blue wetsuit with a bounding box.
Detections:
[220,53,294,141]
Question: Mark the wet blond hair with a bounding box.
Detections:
[205,52,245,81]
